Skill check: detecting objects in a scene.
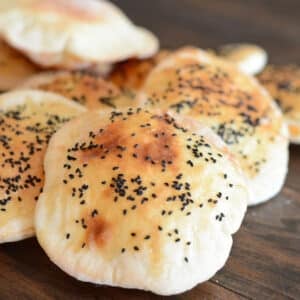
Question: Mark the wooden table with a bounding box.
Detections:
[1,1,299,299]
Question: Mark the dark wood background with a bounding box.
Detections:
[0,1,299,299]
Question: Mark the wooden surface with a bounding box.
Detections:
[1,1,299,299]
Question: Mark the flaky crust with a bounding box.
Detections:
[258,65,300,144]
[0,0,159,69]
[0,90,86,243]
[141,47,289,205]
[0,40,39,91]
[18,71,138,110]
[35,108,247,295]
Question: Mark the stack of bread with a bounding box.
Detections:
[0,0,297,296]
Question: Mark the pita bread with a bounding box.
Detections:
[19,71,138,110]
[0,90,86,243]
[35,108,247,295]
[0,0,159,69]
[258,65,300,144]
[141,47,289,205]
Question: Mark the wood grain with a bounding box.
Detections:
[0,1,299,299]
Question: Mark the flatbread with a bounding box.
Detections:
[258,65,300,144]
[35,108,247,295]
[19,71,138,110]
[0,0,159,69]
[0,90,86,243]
[141,47,289,205]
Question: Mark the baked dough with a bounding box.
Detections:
[0,90,86,243]
[35,108,248,295]
[0,0,159,69]
[258,65,300,144]
[108,51,170,91]
[19,71,138,110]
[141,47,289,205]
[0,40,39,91]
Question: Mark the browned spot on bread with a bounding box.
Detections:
[86,217,112,249]
[80,121,125,161]
[290,124,300,137]
[135,128,178,166]
[80,115,179,170]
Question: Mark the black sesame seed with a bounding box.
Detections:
[67,155,76,161]
[186,160,194,167]
[91,209,98,217]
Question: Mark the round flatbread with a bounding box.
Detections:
[35,108,248,295]
[0,40,39,91]
[108,50,170,91]
[0,0,159,69]
[258,65,300,144]
[141,47,289,206]
[0,90,86,243]
[19,71,138,110]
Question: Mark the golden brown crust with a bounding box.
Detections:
[257,65,300,142]
[20,71,138,110]
[0,40,39,91]
[0,90,86,243]
[108,51,170,91]
[36,108,247,294]
[0,0,159,69]
[141,47,288,205]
